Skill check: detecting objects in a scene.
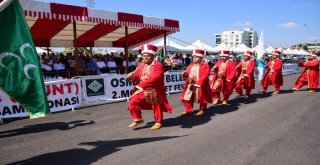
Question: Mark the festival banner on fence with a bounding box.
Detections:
[0,91,28,118]
[80,71,186,106]
[164,71,185,93]
[46,79,82,112]
[282,64,300,75]
[0,79,82,118]
[2,66,301,119]
[81,75,110,105]
[105,74,135,100]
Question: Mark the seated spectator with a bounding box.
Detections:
[129,58,136,72]
[41,59,54,80]
[78,59,89,76]
[53,59,67,78]
[107,57,117,74]
[87,57,99,75]
[96,58,108,74]
[164,56,173,70]
[122,59,129,74]
[135,54,143,66]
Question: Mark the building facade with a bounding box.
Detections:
[215,28,258,48]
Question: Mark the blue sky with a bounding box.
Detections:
[46,0,320,48]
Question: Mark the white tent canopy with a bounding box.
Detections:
[298,49,310,56]
[277,47,284,52]
[232,44,251,53]
[153,38,186,52]
[265,46,275,54]
[185,39,215,53]
[212,43,230,53]
[283,48,295,55]
[251,45,259,52]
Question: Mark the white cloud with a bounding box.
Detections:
[279,22,299,29]
[234,21,252,27]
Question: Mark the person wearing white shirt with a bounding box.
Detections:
[129,58,136,72]
[107,60,117,68]
[41,60,54,80]
[107,58,117,73]
[96,59,107,74]
[53,59,67,78]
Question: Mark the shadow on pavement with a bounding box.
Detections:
[134,87,296,130]
[8,135,185,165]
[279,89,295,94]
[136,99,244,130]
[0,120,95,138]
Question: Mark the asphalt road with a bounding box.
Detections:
[0,74,319,165]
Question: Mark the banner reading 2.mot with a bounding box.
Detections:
[105,74,135,100]
[81,74,134,106]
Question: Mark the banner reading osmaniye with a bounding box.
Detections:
[81,74,134,106]
[0,0,49,118]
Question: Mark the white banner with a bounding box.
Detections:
[106,74,134,100]
[0,92,28,118]
[80,71,187,106]
[80,75,130,106]
[164,71,185,93]
[282,64,300,75]
[0,79,82,118]
[46,79,82,112]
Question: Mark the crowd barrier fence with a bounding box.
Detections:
[0,64,302,120]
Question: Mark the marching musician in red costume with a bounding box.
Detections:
[260,50,283,95]
[180,49,213,116]
[235,50,256,98]
[210,50,236,105]
[127,44,173,130]
[293,52,319,92]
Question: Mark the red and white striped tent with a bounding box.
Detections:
[20,0,180,48]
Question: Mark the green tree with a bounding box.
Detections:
[302,45,308,51]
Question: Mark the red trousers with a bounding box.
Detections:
[212,92,230,101]
[183,93,207,112]
[128,92,163,124]
[212,79,232,101]
[235,79,252,96]
[295,80,308,89]
[262,76,280,92]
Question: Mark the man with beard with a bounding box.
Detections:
[127,44,173,130]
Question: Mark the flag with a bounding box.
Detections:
[256,30,264,59]
[157,46,165,62]
[0,0,49,118]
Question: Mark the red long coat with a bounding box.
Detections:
[130,62,173,112]
[295,59,319,88]
[261,58,283,86]
[235,60,256,89]
[180,62,213,103]
[210,60,237,95]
